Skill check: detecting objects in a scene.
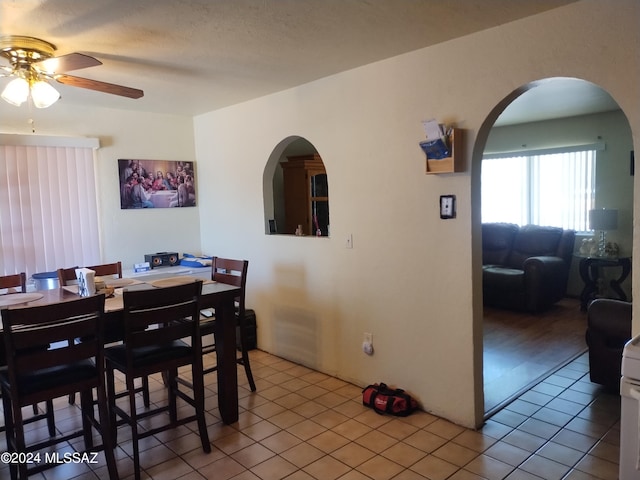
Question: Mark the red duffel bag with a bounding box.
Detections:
[362,383,418,416]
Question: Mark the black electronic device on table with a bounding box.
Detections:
[144,252,179,268]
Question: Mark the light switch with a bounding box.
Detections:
[440,195,456,219]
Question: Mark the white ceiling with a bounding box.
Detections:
[1,0,617,124]
[494,78,620,127]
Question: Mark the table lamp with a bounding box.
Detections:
[589,208,618,257]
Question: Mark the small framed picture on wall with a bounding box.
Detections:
[118,159,196,209]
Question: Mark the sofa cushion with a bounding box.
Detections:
[507,225,563,269]
[482,223,519,266]
[483,266,524,292]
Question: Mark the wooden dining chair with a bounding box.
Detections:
[0,272,27,292]
[58,261,142,405]
[0,272,48,434]
[0,295,119,480]
[104,281,210,480]
[57,261,123,286]
[201,257,256,391]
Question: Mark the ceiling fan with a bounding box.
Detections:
[0,35,143,108]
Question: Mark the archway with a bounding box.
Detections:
[471,77,633,417]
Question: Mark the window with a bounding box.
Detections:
[481,147,598,232]
[0,136,101,277]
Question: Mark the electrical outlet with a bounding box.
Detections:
[346,234,353,249]
[362,332,374,355]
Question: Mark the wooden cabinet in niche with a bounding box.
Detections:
[280,154,329,236]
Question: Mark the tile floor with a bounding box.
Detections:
[0,350,621,480]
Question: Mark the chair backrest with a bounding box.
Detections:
[58,262,122,286]
[57,266,79,286]
[0,272,27,292]
[122,281,203,360]
[211,257,248,316]
[1,295,106,401]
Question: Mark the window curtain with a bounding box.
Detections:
[0,143,100,277]
[481,148,596,232]
[529,150,595,231]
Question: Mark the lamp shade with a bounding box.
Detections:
[1,77,29,106]
[589,208,618,231]
[30,80,60,108]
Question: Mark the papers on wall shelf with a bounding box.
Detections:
[422,119,444,141]
[420,138,450,160]
[420,119,451,160]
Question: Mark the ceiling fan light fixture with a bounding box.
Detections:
[1,77,29,106]
[30,79,60,108]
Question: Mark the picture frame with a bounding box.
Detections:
[118,159,196,209]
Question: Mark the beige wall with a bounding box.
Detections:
[1,0,637,428]
[0,105,200,270]
[194,0,640,428]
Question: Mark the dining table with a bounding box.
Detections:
[0,276,241,425]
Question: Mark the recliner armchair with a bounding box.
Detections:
[482,223,576,312]
[586,298,632,391]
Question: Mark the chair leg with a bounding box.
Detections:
[95,383,119,480]
[237,326,256,392]
[45,399,55,437]
[240,347,256,392]
[106,363,118,443]
[80,389,94,449]
[68,338,78,405]
[192,360,211,453]
[8,395,27,480]
[126,374,142,480]
[142,376,150,408]
[168,368,178,424]
[2,389,18,480]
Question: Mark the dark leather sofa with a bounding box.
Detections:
[482,223,576,312]
[586,298,632,391]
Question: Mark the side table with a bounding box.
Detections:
[578,256,631,311]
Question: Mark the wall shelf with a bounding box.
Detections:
[425,128,463,174]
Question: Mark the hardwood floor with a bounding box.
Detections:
[483,297,588,417]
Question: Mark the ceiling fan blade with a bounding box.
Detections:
[56,74,144,99]
[36,53,102,74]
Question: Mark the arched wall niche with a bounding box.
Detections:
[262,136,329,236]
[470,76,634,419]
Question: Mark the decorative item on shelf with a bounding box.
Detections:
[579,238,596,255]
[313,215,321,236]
[589,208,618,257]
[604,241,620,259]
[144,252,179,268]
[134,261,151,273]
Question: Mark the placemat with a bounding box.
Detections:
[149,276,200,288]
[104,278,137,287]
[0,293,44,307]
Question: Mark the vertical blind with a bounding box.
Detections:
[0,143,100,277]
[481,148,597,232]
